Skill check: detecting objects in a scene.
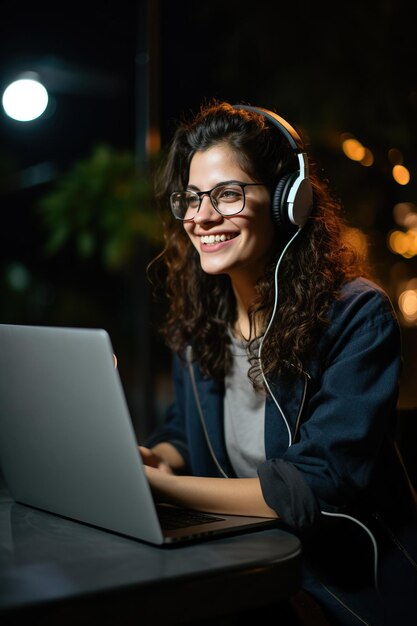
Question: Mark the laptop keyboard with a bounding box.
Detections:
[156,505,226,530]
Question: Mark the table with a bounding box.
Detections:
[0,479,302,625]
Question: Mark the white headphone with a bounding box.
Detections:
[232,104,313,236]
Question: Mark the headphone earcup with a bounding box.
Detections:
[272,171,313,237]
[271,173,297,236]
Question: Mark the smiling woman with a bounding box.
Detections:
[143,99,417,625]
[183,145,275,305]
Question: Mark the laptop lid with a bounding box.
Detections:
[0,323,276,545]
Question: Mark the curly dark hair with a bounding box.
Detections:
[148,99,370,389]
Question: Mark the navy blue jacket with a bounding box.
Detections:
[146,278,417,625]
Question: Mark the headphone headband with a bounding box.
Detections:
[232,104,303,151]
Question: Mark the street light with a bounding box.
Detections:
[2,73,49,122]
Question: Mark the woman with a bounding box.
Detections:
[141,100,417,625]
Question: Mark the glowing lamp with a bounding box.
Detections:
[2,77,49,122]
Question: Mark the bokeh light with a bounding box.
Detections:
[2,77,48,121]
[392,164,410,186]
[398,288,417,323]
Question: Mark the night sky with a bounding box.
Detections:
[2,1,416,170]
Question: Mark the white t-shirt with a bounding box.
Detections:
[224,334,266,477]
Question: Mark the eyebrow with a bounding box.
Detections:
[186,179,250,191]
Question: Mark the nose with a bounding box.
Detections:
[193,194,222,224]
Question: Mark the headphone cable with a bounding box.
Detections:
[258,227,303,449]
[257,226,379,590]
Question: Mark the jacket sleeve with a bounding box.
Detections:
[143,353,191,469]
[258,282,402,530]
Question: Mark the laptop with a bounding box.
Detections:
[0,323,277,545]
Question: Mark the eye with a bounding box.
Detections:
[184,191,200,208]
[215,184,243,203]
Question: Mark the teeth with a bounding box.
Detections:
[200,234,234,244]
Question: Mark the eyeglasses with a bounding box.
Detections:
[170,181,265,221]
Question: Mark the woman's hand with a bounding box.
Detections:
[141,463,278,519]
[139,446,174,474]
[139,444,277,518]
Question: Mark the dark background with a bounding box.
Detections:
[1,0,417,439]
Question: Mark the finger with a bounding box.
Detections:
[158,461,174,475]
[139,446,156,465]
